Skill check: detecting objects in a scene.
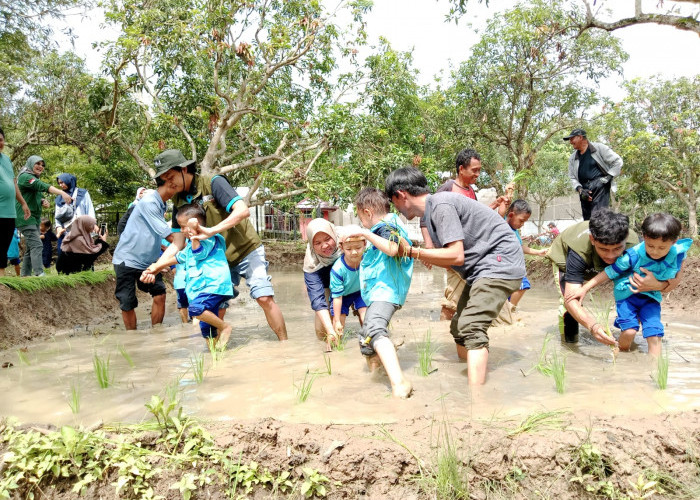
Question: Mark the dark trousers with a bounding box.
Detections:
[580,180,611,221]
[0,218,15,269]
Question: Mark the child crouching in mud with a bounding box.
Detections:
[346,188,414,398]
[146,204,234,348]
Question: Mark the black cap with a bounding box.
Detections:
[563,128,586,141]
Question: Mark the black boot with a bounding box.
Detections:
[563,312,579,343]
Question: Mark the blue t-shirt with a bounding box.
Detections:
[112,190,171,269]
[7,229,20,259]
[359,213,414,306]
[176,234,233,300]
[330,254,361,298]
[605,238,692,303]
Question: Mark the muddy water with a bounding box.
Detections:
[1,268,698,426]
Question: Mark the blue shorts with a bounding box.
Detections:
[519,276,531,291]
[8,257,20,265]
[614,294,663,338]
[188,293,232,338]
[176,288,189,309]
[331,290,367,316]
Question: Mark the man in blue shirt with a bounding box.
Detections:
[112,167,175,330]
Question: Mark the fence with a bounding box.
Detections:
[251,206,301,241]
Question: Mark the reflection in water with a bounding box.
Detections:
[1,268,698,426]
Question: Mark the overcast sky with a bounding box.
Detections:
[56,0,699,102]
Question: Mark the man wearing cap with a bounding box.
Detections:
[112,155,175,330]
[564,128,623,221]
[142,149,288,341]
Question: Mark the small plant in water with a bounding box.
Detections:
[417,328,439,376]
[67,381,81,414]
[332,330,351,352]
[652,346,670,390]
[92,353,112,389]
[294,369,318,403]
[551,348,566,394]
[17,349,30,366]
[118,344,134,367]
[190,353,205,383]
[322,353,332,375]
[589,292,619,363]
[207,337,227,367]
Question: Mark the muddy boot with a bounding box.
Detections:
[562,312,579,343]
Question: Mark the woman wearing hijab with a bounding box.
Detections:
[54,173,95,255]
[56,215,109,274]
[16,156,72,276]
[303,218,344,344]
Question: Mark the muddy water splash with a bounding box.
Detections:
[1,268,698,426]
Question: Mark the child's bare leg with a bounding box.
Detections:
[197,310,232,346]
[365,354,382,372]
[178,307,189,324]
[618,329,637,351]
[373,337,412,398]
[509,289,526,307]
[646,336,662,357]
[358,307,366,325]
[14,265,20,275]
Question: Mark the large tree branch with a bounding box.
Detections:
[580,0,700,36]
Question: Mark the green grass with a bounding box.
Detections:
[92,353,112,389]
[434,420,469,499]
[416,328,439,376]
[0,269,114,292]
[190,353,205,384]
[67,381,81,414]
[17,349,30,366]
[652,346,670,390]
[294,369,319,403]
[118,344,134,368]
[551,348,567,394]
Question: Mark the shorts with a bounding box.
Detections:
[331,290,367,316]
[8,257,20,265]
[358,301,400,356]
[114,262,166,311]
[223,246,274,308]
[176,288,189,309]
[519,275,531,291]
[451,277,522,350]
[188,293,232,338]
[614,294,664,338]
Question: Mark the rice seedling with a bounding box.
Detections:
[652,346,670,390]
[332,330,351,352]
[551,348,567,394]
[17,349,30,366]
[416,328,439,376]
[190,353,205,383]
[0,269,114,292]
[522,333,553,377]
[322,353,332,375]
[118,344,134,368]
[67,381,80,414]
[507,410,568,436]
[92,353,112,389]
[294,369,318,403]
[207,337,227,367]
[589,292,618,363]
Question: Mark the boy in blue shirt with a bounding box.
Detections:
[6,228,22,276]
[330,228,367,342]
[149,204,234,348]
[348,188,414,398]
[567,213,691,357]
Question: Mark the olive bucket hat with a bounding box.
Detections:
[153,149,196,178]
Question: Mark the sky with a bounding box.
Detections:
[55,0,699,103]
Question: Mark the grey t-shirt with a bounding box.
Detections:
[422,192,525,284]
